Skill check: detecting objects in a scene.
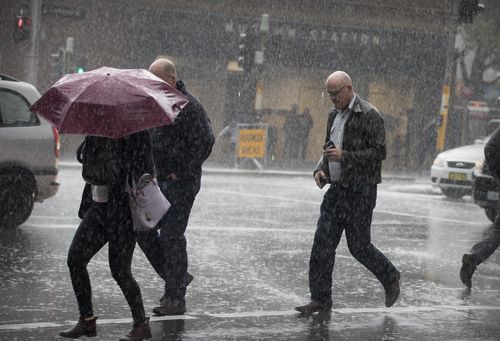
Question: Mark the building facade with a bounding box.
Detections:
[0,0,455,170]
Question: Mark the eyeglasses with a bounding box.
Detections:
[326,84,347,97]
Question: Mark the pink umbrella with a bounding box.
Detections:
[30,67,188,138]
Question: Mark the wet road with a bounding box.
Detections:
[0,166,499,340]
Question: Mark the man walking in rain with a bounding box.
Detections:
[296,71,400,315]
[138,58,215,315]
[460,126,500,288]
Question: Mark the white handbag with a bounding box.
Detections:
[126,173,171,231]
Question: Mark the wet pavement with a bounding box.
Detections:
[0,166,499,340]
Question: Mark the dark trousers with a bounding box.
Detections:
[309,183,399,305]
[469,199,500,265]
[138,178,199,303]
[67,201,145,323]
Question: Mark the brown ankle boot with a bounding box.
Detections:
[119,317,152,341]
[59,315,97,338]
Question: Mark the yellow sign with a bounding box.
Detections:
[237,128,266,158]
[436,85,450,151]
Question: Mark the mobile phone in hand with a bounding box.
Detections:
[319,174,328,188]
[323,141,335,150]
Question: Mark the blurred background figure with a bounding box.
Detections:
[297,107,314,160]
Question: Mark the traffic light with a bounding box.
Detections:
[237,31,256,72]
[49,48,65,82]
[13,11,30,42]
[75,55,87,74]
[459,0,484,24]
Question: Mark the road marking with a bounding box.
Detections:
[2,305,500,331]
[208,189,485,226]
[0,322,63,330]
[374,209,484,225]
[30,215,79,220]
[21,223,77,229]
[0,315,198,331]
[208,310,298,318]
[24,214,482,231]
[208,305,500,318]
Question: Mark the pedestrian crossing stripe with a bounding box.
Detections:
[2,305,500,331]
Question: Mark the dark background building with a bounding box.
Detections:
[1,0,461,171]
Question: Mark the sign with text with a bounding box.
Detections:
[237,128,266,159]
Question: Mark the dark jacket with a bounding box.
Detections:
[314,95,386,185]
[485,126,500,180]
[152,80,215,181]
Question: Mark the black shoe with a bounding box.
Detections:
[153,298,186,316]
[385,271,400,307]
[119,317,152,341]
[295,300,331,315]
[186,272,194,286]
[460,254,476,288]
[159,273,194,305]
[59,315,97,338]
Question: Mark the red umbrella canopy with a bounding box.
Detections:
[30,67,189,138]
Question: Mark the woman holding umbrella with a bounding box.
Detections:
[59,131,154,340]
[30,67,189,340]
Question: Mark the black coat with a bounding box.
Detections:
[314,95,386,185]
[77,130,155,219]
[152,80,215,181]
[485,126,500,180]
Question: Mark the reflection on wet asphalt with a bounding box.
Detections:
[0,169,499,340]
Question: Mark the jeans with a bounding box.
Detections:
[67,201,146,323]
[308,183,399,305]
[138,178,199,303]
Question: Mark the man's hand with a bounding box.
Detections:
[324,147,342,162]
[314,170,327,189]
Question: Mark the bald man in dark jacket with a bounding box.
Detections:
[460,126,500,288]
[296,71,400,315]
[138,58,215,316]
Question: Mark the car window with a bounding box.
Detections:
[0,89,40,126]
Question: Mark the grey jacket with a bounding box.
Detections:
[314,95,386,186]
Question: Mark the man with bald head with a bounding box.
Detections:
[296,71,400,315]
[138,58,215,315]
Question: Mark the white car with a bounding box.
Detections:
[0,74,60,227]
[430,136,488,198]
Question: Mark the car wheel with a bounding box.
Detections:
[0,171,36,228]
[485,207,497,223]
[441,188,465,199]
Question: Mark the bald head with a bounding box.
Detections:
[325,71,352,90]
[148,58,177,87]
[325,71,354,110]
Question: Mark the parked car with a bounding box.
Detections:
[472,159,499,222]
[431,136,489,198]
[0,74,60,228]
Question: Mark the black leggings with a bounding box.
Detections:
[67,201,145,323]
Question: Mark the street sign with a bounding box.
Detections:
[237,127,266,159]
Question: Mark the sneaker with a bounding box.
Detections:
[59,315,97,338]
[153,298,186,316]
[385,271,400,307]
[460,254,476,289]
[119,317,152,341]
[295,300,331,315]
